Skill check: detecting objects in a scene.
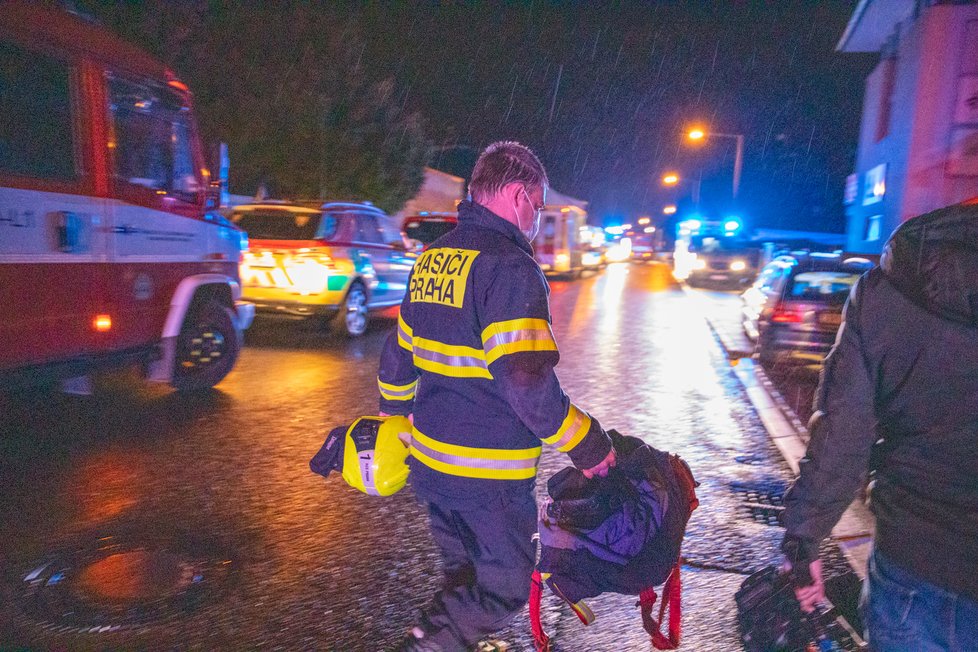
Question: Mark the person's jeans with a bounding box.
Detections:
[860,547,978,652]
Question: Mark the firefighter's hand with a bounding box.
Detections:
[783,558,825,613]
[379,412,413,446]
[582,448,616,479]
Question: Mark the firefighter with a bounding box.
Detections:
[378,141,616,651]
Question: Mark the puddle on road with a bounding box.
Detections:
[13,529,236,635]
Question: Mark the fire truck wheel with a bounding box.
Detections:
[332,281,369,337]
[171,300,241,392]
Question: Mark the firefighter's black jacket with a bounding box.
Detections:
[377,200,612,506]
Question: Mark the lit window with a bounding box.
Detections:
[864,215,882,242]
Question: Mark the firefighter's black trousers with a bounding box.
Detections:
[418,490,537,649]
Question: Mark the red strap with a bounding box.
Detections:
[638,561,683,650]
[529,569,551,652]
[635,456,696,650]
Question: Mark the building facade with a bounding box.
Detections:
[391,167,465,223]
[840,0,978,253]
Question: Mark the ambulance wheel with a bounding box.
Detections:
[332,281,368,337]
[171,300,241,392]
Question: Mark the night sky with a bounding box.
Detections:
[349,2,876,232]
[84,1,877,232]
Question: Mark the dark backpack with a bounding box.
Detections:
[530,430,699,651]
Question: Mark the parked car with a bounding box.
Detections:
[741,253,874,367]
[579,225,609,270]
[629,230,658,264]
[402,211,457,248]
[232,201,416,336]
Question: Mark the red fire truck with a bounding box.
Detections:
[0,2,254,392]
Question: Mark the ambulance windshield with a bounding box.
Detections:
[232,209,335,241]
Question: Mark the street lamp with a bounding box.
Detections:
[686,128,745,199]
[661,172,680,186]
[662,205,677,215]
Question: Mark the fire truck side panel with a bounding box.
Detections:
[0,23,109,374]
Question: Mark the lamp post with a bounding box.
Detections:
[687,128,745,199]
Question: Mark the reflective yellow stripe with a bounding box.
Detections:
[414,336,486,360]
[413,356,493,379]
[410,448,537,480]
[481,318,551,344]
[543,403,592,453]
[377,378,418,401]
[412,428,541,461]
[485,338,558,365]
[482,318,557,364]
[411,335,492,379]
[409,427,541,480]
[397,312,413,352]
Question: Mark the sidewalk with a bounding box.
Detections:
[683,286,875,580]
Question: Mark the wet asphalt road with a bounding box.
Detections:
[0,262,839,651]
[689,287,820,425]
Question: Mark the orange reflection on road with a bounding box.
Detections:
[76,550,191,602]
[635,261,677,293]
[67,452,147,527]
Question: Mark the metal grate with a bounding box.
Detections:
[731,481,787,527]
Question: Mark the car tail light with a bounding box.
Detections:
[770,304,805,323]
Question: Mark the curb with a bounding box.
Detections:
[696,295,874,580]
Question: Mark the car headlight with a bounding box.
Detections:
[730,260,747,272]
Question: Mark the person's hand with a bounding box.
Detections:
[582,448,616,479]
[783,558,825,613]
[379,412,413,446]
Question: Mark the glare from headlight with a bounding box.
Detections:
[730,260,747,271]
[692,258,707,270]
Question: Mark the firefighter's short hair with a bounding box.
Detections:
[470,141,549,202]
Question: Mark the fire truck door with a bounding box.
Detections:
[104,75,209,351]
[0,39,111,372]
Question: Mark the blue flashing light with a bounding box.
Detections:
[724,218,741,232]
[683,218,702,232]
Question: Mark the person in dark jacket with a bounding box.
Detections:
[781,203,978,651]
[379,141,616,652]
